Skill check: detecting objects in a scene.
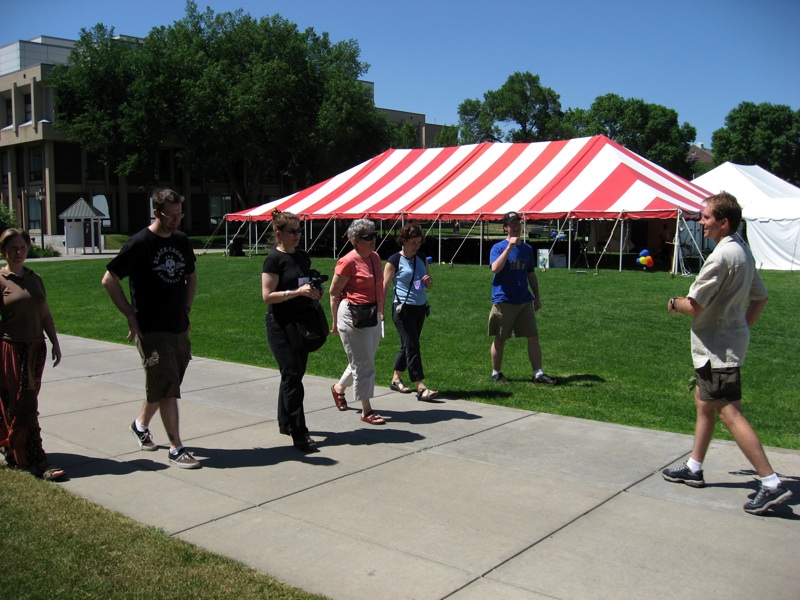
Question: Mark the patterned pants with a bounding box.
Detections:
[0,339,47,469]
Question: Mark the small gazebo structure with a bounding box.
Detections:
[59,198,106,254]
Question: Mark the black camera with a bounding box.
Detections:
[309,269,329,292]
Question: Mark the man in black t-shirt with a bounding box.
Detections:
[101,188,199,469]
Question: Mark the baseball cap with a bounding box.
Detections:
[502,211,521,226]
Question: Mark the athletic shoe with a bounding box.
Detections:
[492,372,509,384]
[661,463,705,488]
[130,421,157,451]
[532,373,559,386]
[744,482,792,515]
[169,448,201,469]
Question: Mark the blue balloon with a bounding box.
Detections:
[639,249,650,257]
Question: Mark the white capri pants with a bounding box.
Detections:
[336,301,382,403]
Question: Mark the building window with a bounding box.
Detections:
[0,151,8,185]
[210,195,231,226]
[86,153,105,181]
[24,94,32,123]
[27,194,42,230]
[156,149,171,182]
[3,99,11,127]
[29,146,43,182]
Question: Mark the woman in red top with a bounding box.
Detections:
[329,219,385,425]
[0,228,64,480]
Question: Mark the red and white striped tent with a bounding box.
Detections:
[225,135,709,223]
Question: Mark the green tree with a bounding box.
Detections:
[485,72,564,142]
[48,2,391,209]
[388,122,420,149]
[48,25,148,177]
[712,102,800,185]
[432,124,459,147]
[0,205,17,232]
[457,72,563,144]
[457,97,501,144]
[563,93,696,178]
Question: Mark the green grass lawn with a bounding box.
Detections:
[5,253,797,599]
[32,253,800,450]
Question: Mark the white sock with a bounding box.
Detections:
[534,369,544,379]
[134,419,147,432]
[760,473,780,490]
[492,370,501,377]
[686,458,703,473]
[170,446,184,456]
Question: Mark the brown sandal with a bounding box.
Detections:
[331,385,347,411]
[360,410,385,425]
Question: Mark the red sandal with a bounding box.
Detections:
[331,385,347,411]
[360,410,385,425]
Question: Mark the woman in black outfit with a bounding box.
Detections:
[261,210,324,452]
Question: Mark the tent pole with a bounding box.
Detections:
[438,218,442,264]
[619,217,624,272]
[672,211,680,276]
[568,219,573,269]
[333,219,337,259]
[479,220,484,267]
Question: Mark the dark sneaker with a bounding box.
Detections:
[130,422,157,451]
[744,482,792,515]
[662,463,705,488]
[533,373,559,386]
[492,372,509,384]
[169,448,201,469]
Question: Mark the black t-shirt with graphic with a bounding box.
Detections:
[107,228,197,334]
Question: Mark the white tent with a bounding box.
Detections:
[693,162,800,270]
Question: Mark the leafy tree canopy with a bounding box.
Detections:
[48,1,392,208]
[563,93,696,178]
[712,101,800,185]
[457,72,563,144]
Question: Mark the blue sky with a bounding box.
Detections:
[5,0,799,146]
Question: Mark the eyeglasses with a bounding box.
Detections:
[158,210,184,221]
[358,232,377,241]
[282,228,302,235]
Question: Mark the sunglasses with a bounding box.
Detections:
[282,228,302,235]
[358,232,377,241]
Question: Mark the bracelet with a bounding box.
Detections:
[284,290,291,301]
[670,297,677,311]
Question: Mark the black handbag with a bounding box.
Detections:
[290,302,329,352]
[349,302,378,328]
[347,253,379,329]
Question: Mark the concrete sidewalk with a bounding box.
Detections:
[38,335,799,600]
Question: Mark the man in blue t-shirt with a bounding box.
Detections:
[488,212,558,385]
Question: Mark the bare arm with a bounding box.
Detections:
[527,270,542,310]
[667,296,703,316]
[40,301,61,367]
[101,269,139,342]
[328,273,350,334]
[491,238,518,273]
[382,261,396,311]
[185,271,197,313]
[745,297,768,327]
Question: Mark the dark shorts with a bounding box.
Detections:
[488,302,538,340]
[136,331,191,403]
[695,361,741,402]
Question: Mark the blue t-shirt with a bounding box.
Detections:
[387,252,428,306]
[490,240,535,305]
